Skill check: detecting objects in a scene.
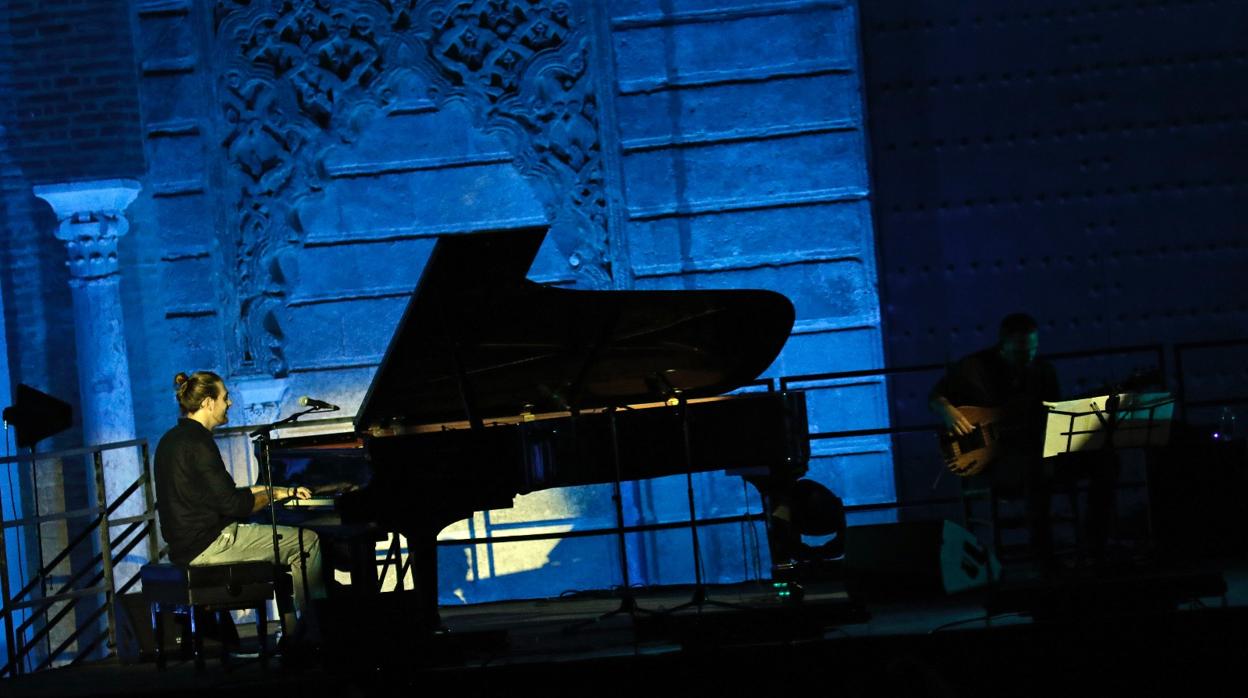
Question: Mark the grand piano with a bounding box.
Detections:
[263,226,810,628]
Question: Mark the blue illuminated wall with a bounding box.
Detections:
[1,0,1242,636]
[0,0,148,667]
[4,0,1244,625]
[0,0,889,622]
[0,0,890,610]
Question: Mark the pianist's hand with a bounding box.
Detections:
[286,486,312,500]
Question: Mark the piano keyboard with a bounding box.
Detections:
[283,496,337,508]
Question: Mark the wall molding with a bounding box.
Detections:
[612,0,847,30]
[288,358,383,374]
[287,287,412,308]
[302,215,549,248]
[150,180,205,198]
[790,319,881,336]
[633,250,863,279]
[144,119,201,138]
[136,0,190,17]
[324,151,513,179]
[159,249,210,263]
[627,186,867,221]
[140,57,196,76]
[618,61,852,96]
[621,118,858,154]
[165,305,218,319]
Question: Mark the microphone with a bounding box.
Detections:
[298,396,339,411]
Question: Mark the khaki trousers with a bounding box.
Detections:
[190,523,325,618]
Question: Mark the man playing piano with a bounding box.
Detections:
[154,371,325,645]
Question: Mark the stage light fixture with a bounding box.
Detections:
[2,384,73,449]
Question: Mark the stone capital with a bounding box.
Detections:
[232,376,290,426]
[33,179,142,281]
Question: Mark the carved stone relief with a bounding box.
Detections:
[213,0,609,377]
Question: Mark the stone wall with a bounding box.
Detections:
[3,0,886,608]
[128,0,886,602]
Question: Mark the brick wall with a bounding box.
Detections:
[0,0,143,664]
[0,0,146,184]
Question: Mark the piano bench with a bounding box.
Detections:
[139,561,280,673]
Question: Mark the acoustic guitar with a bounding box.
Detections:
[937,405,1015,477]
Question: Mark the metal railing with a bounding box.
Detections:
[0,338,1240,674]
[781,342,1167,439]
[1175,337,1248,420]
[322,342,1195,585]
[780,343,1170,514]
[0,439,161,677]
[245,345,1193,553]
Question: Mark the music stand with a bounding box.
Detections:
[1042,392,1174,458]
[1041,392,1174,546]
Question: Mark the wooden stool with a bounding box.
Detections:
[140,561,278,672]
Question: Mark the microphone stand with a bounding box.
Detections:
[648,376,751,618]
[563,406,655,634]
[249,405,335,640]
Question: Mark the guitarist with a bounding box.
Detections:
[929,313,1116,571]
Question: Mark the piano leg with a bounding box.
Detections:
[346,533,381,594]
[405,530,443,632]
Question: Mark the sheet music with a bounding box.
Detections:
[1041,392,1174,458]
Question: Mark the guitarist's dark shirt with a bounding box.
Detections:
[931,346,1060,476]
[931,347,1059,409]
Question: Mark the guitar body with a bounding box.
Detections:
[938,405,1008,477]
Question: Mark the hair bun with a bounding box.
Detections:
[173,372,189,389]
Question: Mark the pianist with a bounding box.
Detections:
[154,370,326,645]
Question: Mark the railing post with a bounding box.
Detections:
[140,442,159,564]
[1174,344,1187,422]
[92,451,116,657]
[29,449,55,668]
[0,499,15,677]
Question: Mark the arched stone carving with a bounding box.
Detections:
[214,0,609,377]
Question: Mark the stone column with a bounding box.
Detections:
[33,180,146,592]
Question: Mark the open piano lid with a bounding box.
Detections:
[354,226,795,432]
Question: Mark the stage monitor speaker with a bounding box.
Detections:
[845,520,1000,598]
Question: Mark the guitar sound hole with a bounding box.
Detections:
[957,428,987,451]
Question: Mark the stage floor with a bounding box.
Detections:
[6,556,1248,698]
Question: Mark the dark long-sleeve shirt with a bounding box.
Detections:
[154,418,255,565]
[930,347,1060,459]
[930,347,1059,409]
